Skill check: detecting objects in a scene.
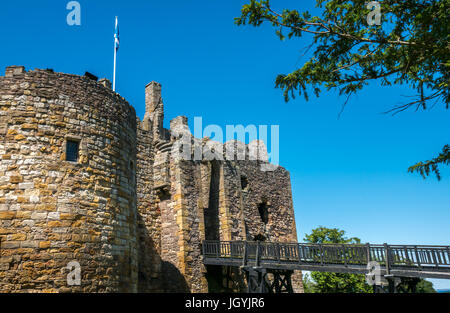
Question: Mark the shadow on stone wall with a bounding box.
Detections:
[137,213,189,293]
[161,261,190,293]
[205,265,247,293]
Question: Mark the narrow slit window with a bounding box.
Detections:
[240,176,248,190]
[258,202,269,224]
[66,140,80,162]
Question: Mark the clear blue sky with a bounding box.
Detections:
[1,0,448,289]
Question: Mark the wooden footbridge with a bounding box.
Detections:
[201,241,450,293]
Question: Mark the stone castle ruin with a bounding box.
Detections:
[0,66,301,293]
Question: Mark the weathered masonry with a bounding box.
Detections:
[0,66,302,293]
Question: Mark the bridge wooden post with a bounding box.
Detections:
[342,244,347,266]
[414,245,421,269]
[256,241,261,267]
[276,243,281,263]
[366,243,371,263]
[384,243,391,275]
[242,241,248,267]
[319,245,324,265]
[215,242,219,258]
[447,247,450,266]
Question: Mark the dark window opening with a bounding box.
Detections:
[257,202,269,224]
[240,176,248,190]
[66,140,80,162]
[204,161,221,241]
[156,187,171,201]
[253,234,266,242]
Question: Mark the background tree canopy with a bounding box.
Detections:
[303,227,373,293]
[235,0,449,179]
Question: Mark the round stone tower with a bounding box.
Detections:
[0,66,138,292]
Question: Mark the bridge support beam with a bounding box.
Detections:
[373,285,385,293]
[245,268,269,293]
[386,276,401,293]
[373,276,403,293]
[243,268,294,294]
[267,270,294,293]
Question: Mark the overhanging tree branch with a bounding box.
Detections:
[236,0,449,179]
[408,145,450,181]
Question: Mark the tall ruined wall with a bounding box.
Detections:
[137,96,208,292]
[136,124,163,292]
[0,66,138,292]
[144,114,302,293]
[234,160,303,293]
[237,162,297,242]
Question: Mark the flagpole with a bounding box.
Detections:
[113,16,118,92]
[113,41,117,91]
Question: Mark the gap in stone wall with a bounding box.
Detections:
[204,161,220,241]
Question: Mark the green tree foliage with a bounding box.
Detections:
[397,277,437,293]
[414,279,436,293]
[235,0,449,179]
[303,227,373,293]
[304,226,361,244]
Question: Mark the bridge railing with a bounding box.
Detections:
[201,241,450,271]
[388,245,450,269]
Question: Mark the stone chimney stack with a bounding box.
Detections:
[145,81,162,114]
[143,81,164,141]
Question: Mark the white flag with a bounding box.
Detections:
[114,16,120,51]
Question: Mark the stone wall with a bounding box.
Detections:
[0,66,303,293]
[151,115,303,293]
[0,67,137,292]
[237,160,303,293]
[136,124,163,292]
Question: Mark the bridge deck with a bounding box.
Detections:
[201,241,450,279]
